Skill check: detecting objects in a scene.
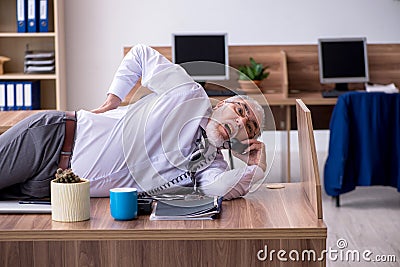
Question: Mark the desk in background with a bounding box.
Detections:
[0,110,45,134]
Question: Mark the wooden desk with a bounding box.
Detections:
[0,185,326,266]
[0,110,45,134]
[0,101,326,266]
[219,92,338,106]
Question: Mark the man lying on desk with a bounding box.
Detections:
[0,44,266,201]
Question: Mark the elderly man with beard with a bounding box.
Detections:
[0,44,266,200]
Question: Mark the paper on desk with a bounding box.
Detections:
[365,83,399,93]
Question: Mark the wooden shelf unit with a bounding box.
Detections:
[0,0,66,110]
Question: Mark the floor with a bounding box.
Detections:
[323,187,400,267]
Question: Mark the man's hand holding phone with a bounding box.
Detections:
[231,139,266,172]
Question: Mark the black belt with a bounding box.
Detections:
[58,111,77,170]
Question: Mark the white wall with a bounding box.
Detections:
[65,0,400,110]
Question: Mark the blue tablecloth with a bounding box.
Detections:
[324,92,400,196]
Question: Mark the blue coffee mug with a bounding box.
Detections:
[110,188,138,220]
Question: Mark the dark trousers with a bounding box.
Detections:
[0,111,66,199]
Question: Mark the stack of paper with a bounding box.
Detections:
[365,83,399,94]
[24,51,55,74]
[150,196,222,220]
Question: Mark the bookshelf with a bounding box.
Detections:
[0,0,66,110]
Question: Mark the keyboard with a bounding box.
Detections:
[321,90,348,98]
[205,90,238,96]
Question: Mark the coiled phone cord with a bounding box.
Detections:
[138,170,194,198]
[137,128,210,199]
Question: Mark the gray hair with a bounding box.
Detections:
[227,95,265,137]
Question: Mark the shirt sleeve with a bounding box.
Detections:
[107,44,177,100]
[195,152,266,200]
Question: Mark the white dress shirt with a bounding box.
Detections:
[71,44,264,200]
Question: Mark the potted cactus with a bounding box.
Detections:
[238,57,270,92]
[51,168,90,222]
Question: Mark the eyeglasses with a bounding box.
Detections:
[224,101,260,138]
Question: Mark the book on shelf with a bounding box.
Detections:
[27,0,38,32]
[15,82,24,110]
[39,0,49,32]
[23,81,41,110]
[16,0,49,33]
[150,196,223,221]
[0,82,6,111]
[6,82,15,111]
[0,81,40,111]
[16,0,27,33]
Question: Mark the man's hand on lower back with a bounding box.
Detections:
[91,93,122,113]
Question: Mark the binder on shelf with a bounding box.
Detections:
[23,81,40,110]
[15,82,25,110]
[16,0,27,33]
[0,82,6,111]
[6,82,15,111]
[27,0,38,32]
[39,0,49,32]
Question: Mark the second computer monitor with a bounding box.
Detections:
[172,33,229,81]
[318,37,369,92]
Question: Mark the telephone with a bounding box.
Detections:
[138,128,215,199]
[138,136,249,199]
[230,138,249,154]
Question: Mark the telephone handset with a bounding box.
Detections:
[230,138,249,154]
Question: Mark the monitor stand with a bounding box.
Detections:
[321,83,349,98]
[197,81,238,96]
[197,81,206,88]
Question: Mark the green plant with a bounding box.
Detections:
[238,57,270,81]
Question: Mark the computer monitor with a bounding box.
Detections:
[172,33,229,81]
[318,37,369,93]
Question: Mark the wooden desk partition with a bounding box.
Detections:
[296,99,323,220]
